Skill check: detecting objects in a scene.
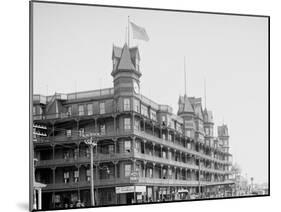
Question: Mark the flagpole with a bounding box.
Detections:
[184,56,187,96]
[128,16,130,47]
[125,26,128,44]
[204,78,207,109]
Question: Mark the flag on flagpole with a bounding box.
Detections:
[130,21,149,41]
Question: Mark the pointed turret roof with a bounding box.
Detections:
[112,45,140,60]
[117,43,136,71]
[178,94,194,114]
[189,97,203,120]
[203,108,214,123]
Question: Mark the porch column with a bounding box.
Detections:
[179,168,182,180]
[143,139,146,154]
[167,166,171,179]
[52,167,56,184]
[77,165,81,201]
[113,115,117,135]
[132,159,136,171]
[38,188,42,210]
[33,189,37,210]
[152,163,156,178]
[75,143,79,160]
[94,118,98,133]
[160,164,163,179]
[143,160,147,178]
[52,144,55,160]
[167,129,170,141]
[114,161,118,204]
[52,192,55,209]
[132,136,136,154]
[114,161,118,178]
[76,119,79,137]
[131,113,135,132]
[52,121,55,138]
[114,139,117,154]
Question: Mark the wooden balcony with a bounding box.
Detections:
[34,129,231,166]
[35,152,133,168]
[134,152,199,171]
[134,131,231,166]
[138,178,199,186]
[42,178,199,191]
[42,177,234,192]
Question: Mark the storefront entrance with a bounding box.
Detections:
[126,193,134,204]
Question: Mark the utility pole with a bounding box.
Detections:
[198,157,201,197]
[82,132,100,207]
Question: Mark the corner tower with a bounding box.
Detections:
[111,43,141,97]
[178,95,195,139]
[203,109,214,147]
[217,124,230,154]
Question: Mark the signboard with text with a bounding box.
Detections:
[115,186,146,194]
[116,186,135,194]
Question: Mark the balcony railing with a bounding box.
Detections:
[42,177,234,191]
[35,153,230,176]
[134,131,231,166]
[43,181,91,191]
[34,130,231,167]
[35,153,133,167]
[134,152,199,171]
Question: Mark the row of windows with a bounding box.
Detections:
[76,102,105,116]
[62,164,176,182]
[64,118,138,137]
[123,98,158,122]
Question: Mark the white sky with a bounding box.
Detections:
[33,2,268,184]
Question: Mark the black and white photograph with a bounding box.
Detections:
[30,1,269,211]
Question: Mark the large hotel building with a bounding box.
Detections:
[33,43,233,210]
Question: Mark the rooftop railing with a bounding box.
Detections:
[67,88,114,100]
[33,88,114,104]
[139,94,159,110]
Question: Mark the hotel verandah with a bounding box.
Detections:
[32,42,234,210]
